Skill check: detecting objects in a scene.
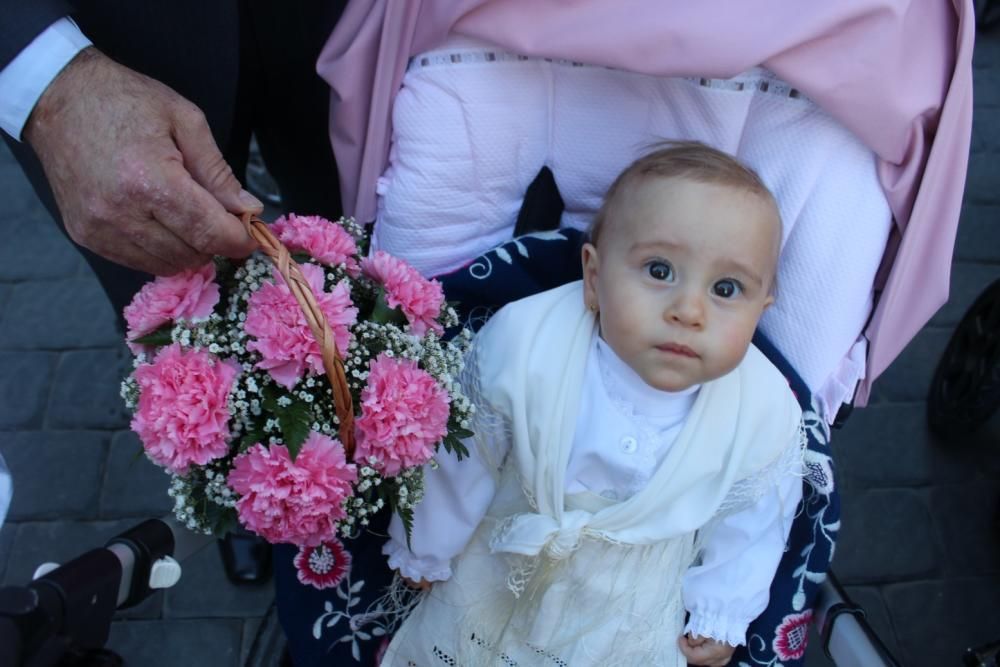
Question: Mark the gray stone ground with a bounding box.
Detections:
[1,29,999,667]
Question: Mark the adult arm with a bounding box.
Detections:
[1,12,261,275]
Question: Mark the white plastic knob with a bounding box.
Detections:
[32,562,60,580]
[148,556,182,589]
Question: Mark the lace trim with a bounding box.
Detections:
[410,49,810,103]
[716,418,808,518]
[684,610,751,648]
[383,540,453,583]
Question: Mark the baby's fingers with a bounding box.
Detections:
[678,636,735,666]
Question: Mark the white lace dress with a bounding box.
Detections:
[381,283,804,666]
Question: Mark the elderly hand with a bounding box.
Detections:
[24,47,262,276]
[678,632,737,667]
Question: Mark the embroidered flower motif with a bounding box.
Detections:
[245,263,358,389]
[123,263,220,350]
[228,432,357,546]
[293,538,352,589]
[803,448,835,496]
[131,344,238,474]
[271,214,361,276]
[361,251,444,336]
[772,610,812,661]
[354,353,451,477]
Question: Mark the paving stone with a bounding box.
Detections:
[966,151,1000,205]
[0,351,57,428]
[867,328,952,403]
[834,488,940,584]
[973,30,1000,71]
[112,589,164,621]
[832,404,976,487]
[163,542,274,619]
[842,585,904,663]
[883,577,1000,667]
[929,261,1000,328]
[0,159,39,219]
[930,482,1000,577]
[0,210,84,281]
[0,522,17,583]
[2,519,135,586]
[0,431,108,520]
[100,431,173,518]
[47,347,131,430]
[243,608,288,667]
[0,278,120,349]
[106,618,242,667]
[971,104,1000,154]
[955,204,1000,263]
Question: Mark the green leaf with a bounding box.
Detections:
[239,427,267,451]
[441,435,470,461]
[291,251,313,265]
[277,399,314,460]
[369,288,407,327]
[130,322,174,347]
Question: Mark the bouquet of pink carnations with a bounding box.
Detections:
[119,213,474,549]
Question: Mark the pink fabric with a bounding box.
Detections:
[318,0,974,404]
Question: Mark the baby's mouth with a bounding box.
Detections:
[656,343,699,358]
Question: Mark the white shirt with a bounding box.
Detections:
[0,18,91,140]
[385,337,803,644]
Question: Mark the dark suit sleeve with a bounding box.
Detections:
[0,0,74,70]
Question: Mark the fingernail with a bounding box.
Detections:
[239,189,264,211]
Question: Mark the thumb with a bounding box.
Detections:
[171,101,264,215]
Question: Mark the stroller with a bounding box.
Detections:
[0,1,974,665]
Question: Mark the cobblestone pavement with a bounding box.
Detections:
[1,29,999,667]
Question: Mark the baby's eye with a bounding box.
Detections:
[712,279,743,298]
[646,260,674,282]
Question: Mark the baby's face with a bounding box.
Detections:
[583,176,779,392]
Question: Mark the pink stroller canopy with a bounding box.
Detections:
[318,0,975,405]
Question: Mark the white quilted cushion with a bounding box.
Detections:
[374,36,892,419]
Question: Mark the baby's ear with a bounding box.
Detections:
[581,243,600,307]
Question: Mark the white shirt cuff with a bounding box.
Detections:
[0,17,92,140]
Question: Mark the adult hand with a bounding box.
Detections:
[24,47,262,275]
[678,632,737,667]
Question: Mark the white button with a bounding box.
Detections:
[620,436,638,454]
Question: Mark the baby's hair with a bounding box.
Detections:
[588,140,781,249]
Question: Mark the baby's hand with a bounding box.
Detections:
[400,574,433,591]
[678,632,736,666]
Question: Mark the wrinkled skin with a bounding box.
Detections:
[25,47,262,276]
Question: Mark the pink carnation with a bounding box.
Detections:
[361,251,445,336]
[355,353,451,477]
[228,433,357,546]
[245,263,358,389]
[271,214,361,276]
[123,264,220,351]
[131,343,238,474]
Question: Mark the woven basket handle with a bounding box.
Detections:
[241,213,356,459]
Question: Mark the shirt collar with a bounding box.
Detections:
[595,337,700,420]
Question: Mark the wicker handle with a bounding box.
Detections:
[241,213,356,459]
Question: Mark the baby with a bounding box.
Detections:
[381,142,804,667]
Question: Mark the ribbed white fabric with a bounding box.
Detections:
[374,35,892,420]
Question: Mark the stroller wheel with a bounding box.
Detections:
[927,278,1000,438]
